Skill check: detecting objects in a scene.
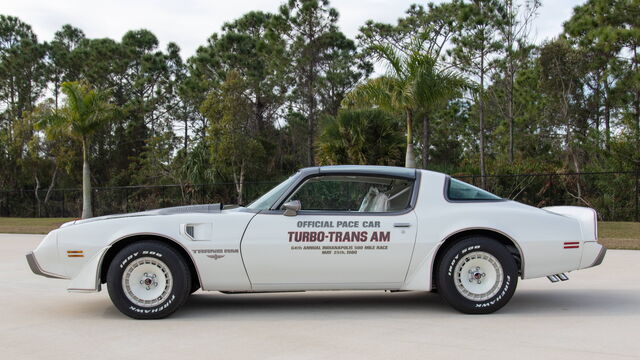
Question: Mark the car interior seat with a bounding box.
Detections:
[359,187,390,212]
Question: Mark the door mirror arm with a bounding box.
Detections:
[283,200,301,216]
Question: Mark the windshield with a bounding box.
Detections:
[246,173,299,210]
[447,178,502,201]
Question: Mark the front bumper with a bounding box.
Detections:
[26,252,67,279]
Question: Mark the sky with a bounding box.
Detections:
[3,0,587,59]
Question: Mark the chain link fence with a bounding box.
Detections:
[1,171,638,221]
[0,181,280,218]
[456,171,639,222]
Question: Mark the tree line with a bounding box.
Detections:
[0,0,639,217]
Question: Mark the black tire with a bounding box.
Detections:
[436,236,518,314]
[106,241,191,319]
[190,282,200,295]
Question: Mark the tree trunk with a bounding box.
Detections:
[81,138,93,219]
[634,46,640,151]
[604,76,611,151]
[43,166,58,217]
[54,83,60,110]
[307,112,315,167]
[233,161,245,205]
[405,110,416,168]
[306,65,317,167]
[422,113,431,169]
[34,175,41,218]
[594,70,602,148]
[507,60,514,163]
[505,0,515,164]
[636,87,640,152]
[255,97,265,133]
[479,69,486,188]
[478,1,487,188]
[184,115,188,151]
[570,142,582,199]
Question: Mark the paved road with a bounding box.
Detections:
[2,234,639,359]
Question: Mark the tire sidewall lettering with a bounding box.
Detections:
[438,237,518,314]
[474,275,511,308]
[107,241,188,319]
[128,294,176,314]
[447,245,481,277]
[119,250,164,269]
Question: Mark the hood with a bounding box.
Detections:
[64,203,223,227]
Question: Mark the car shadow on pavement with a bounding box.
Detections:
[139,287,637,320]
[86,288,639,320]
[174,291,451,320]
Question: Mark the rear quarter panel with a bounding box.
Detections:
[402,171,583,290]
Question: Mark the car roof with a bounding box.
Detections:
[299,165,416,179]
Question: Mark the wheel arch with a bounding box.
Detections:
[99,233,201,291]
[431,228,525,289]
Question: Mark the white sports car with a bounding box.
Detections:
[27,165,606,319]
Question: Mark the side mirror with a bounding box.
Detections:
[283,200,301,216]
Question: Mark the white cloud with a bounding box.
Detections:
[2,0,586,58]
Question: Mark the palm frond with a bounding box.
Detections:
[42,81,112,141]
[343,76,397,110]
[369,44,405,79]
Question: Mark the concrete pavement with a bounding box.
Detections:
[2,233,639,359]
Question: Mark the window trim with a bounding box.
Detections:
[262,170,421,216]
[443,176,506,203]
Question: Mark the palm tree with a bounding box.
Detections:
[316,109,405,166]
[344,43,464,168]
[38,82,111,218]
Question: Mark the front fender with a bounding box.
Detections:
[67,246,110,292]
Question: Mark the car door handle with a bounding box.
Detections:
[393,223,411,228]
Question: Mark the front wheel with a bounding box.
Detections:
[436,237,518,314]
[106,241,191,319]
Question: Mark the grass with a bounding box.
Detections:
[598,221,640,250]
[0,217,74,234]
[0,217,638,249]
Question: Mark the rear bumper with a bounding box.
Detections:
[26,252,67,279]
[579,242,607,269]
[591,245,607,267]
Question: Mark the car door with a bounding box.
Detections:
[241,173,418,291]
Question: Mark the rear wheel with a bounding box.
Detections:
[106,241,191,319]
[190,282,200,295]
[436,236,518,314]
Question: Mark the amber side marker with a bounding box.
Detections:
[67,250,84,258]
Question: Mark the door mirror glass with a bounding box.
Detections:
[283,200,301,216]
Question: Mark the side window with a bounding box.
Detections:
[447,178,502,201]
[284,175,413,212]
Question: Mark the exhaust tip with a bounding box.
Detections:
[558,273,569,281]
[547,273,569,283]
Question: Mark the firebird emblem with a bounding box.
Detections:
[206,254,225,260]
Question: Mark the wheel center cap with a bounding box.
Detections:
[139,272,158,290]
[468,267,486,284]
